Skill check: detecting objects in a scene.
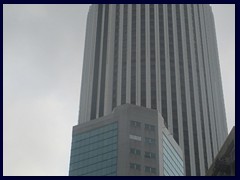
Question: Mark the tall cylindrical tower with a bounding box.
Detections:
[78,4,228,176]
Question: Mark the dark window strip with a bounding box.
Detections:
[112,5,120,110]
[192,4,208,173]
[168,4,179,144]
[131,4,137,104]
[159,4,168,127]
[99,5,109,117]
[176,4,191,176]
[184,5,200,175]
[141,4,146,107]
[197,5,214,161]
[202,5,219,152]
[121,5,128,105]
[150,5,157,109]
[91,5,103,120]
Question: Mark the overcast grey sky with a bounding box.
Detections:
[3,4,235,176]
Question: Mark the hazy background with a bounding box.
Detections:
[3,4,235,176]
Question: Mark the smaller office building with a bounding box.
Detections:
[206,126,235,176]
[69,104,184,176]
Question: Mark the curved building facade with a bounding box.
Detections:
[77,4,228,176]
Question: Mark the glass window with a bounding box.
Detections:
[144,151,156,159]
[130,121,141,128]
[163,169,170,176]
[163,154,183,176]
[163,134,184,167]
[69,122,118,176]
[163,144,183,172]
[145,137,155,145]
[130,148,141,155]
[130,163,141,171]
[145,166,156,174]
[163,164,175,176]
[145,124,155,131]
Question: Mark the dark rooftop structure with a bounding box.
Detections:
[206,126,235,176]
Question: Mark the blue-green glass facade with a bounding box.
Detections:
[163,134,184,176]
[69,123,118,176]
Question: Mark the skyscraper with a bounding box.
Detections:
[71,4,228,176]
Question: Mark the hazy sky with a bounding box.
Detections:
[3,4,235,176]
